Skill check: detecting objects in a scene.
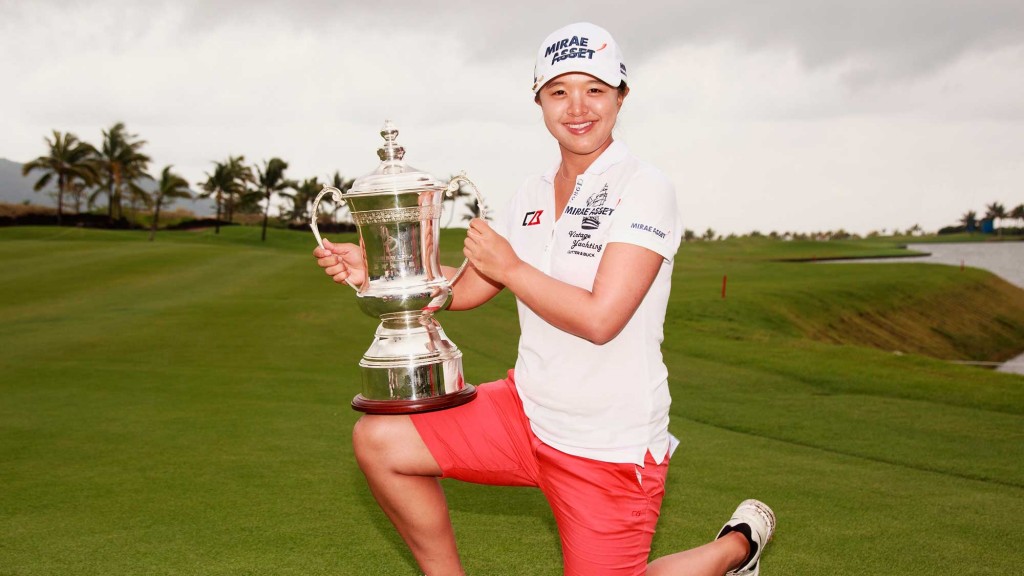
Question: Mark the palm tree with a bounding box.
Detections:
[460,197,490,223]
[1010,204,1024,230]
[224,156,253,223]
[197,156,251,234]
[255,158,292,241]
[199,161,229,234]
[149,166,192,241]
[94,122,151,224]
[450,177,490,225]
[288,177,321,224]
[985,202,1007,235]
[68,180,88,215]
[125,178,153,229]
[22,130,99,226]
[960,210,978,232]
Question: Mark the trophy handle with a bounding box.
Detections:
[445,172,488,285]
[310,185,358,290]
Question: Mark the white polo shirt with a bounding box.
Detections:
[499,141,682,466]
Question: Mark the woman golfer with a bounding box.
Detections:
[315,22,775,576]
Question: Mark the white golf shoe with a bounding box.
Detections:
[716,499,776,576]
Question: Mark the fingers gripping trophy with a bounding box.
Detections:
[310,121,486,414]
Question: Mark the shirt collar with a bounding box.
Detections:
[541,140,629,184]
[585,140,629,175]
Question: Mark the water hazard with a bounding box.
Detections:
[827,241,1024,375]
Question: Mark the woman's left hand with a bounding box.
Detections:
[463,218,520,285]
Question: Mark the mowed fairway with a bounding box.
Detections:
[1,226,1022,575]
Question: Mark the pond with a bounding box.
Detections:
[825,241,1024,375]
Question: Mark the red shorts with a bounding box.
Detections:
[410,370,669,576]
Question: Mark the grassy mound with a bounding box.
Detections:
[0,227,1021,575]
[678,238,1024,362]
[794,272,1024,361]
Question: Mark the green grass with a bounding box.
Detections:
[1,226,1022,575]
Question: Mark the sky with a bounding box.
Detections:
[2,0,1023,235]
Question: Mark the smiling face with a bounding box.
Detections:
[536,73,627,162]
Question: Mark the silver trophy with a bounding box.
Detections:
[310,121,485,414]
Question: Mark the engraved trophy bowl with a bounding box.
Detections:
[310,120,486,414]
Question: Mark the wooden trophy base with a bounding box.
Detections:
[351,384,477,415]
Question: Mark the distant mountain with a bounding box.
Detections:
[0,157,48,205]
[0,157,215,216]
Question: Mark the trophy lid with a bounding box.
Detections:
[347,120,447,196]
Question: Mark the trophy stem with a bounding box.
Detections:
[354,309,472,414]
[379,310,437,328]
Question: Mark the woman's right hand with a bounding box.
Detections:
[313,238,366,287]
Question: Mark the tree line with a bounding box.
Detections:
[25,123,1017,242]
[956,202,1024,234]
[20,122,366,241]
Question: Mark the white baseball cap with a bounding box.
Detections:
[532,22,627,94]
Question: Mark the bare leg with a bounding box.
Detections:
[353,414,463,576]
[646,531,750,576]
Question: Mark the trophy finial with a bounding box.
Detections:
[377,120,406,162]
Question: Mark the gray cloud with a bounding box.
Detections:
[3,0,1022,234]
[12,0,1024,97]
[19,0,1022,75]
[168,0,1024,81]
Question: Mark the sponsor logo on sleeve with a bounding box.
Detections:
[630,222,668,239]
